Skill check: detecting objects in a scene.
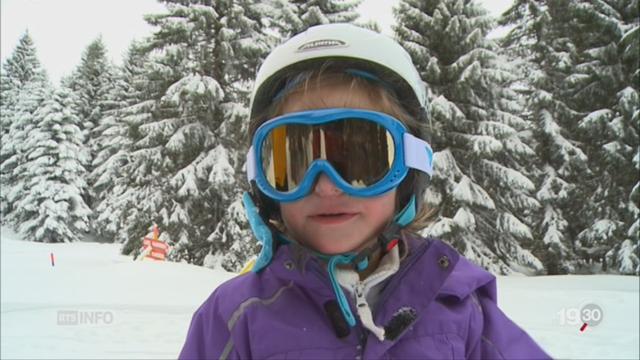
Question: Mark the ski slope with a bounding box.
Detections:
[1,226,638,359]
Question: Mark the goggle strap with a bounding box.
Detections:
[394,195,417,227]
[273,72,312,102]
[242,192,274,273]
[345,69,393,91]
[246,146,256,182]
[404,133,434,176]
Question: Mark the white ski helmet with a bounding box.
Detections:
[249,23,427,121]
[247,23,432,230]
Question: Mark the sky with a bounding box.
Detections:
[1,0,514,84]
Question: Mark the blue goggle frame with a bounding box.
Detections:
[247,108,433,202]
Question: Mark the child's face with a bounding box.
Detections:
[278,80,397,255]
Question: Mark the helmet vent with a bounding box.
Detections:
[297,39,347,52]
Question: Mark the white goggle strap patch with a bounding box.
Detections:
[403,133,434,176]
[246,146,257,182]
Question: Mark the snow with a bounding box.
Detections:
[432,149,462,179]
[477,120,516,137]
[579,219,622,245]
[497,212,532,239]
[452,176,496,209]
[609,240,640,275]
[1,226,235,359]
[425,217,457,238]
[469,134,503,155]
[163,74,224,107]
[498,275,639,359]
[537,169,571,202]
[579,108,614,129]
[206,145,235,185]
[166,123,209,154]
[481,159,535,191]
[2,225,639,359]
[453,207,476,230]
[459,60,482,82]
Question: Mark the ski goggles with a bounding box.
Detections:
[247,108,434,202]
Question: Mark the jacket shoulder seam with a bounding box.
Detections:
[226,281,294,332]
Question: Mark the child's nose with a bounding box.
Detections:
[313,174,343,197]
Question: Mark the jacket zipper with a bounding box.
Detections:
[298,239,432,352]
[374,239,431,316]
[354,282,365,307]
[356,319,367,360]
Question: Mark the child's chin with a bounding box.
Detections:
[307,239,366,255]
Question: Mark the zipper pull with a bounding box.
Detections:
[354,281,386,341]
[355,282,366,307]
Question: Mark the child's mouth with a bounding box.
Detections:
[309,212,357,225]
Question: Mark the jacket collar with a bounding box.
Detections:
[266,241,336,298]
[264,234,495,350]
[375,235,460,313]
[366,237,459,349]
[267,234,463,294]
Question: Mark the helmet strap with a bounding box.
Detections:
[243,185,417,274]
[242,190,288,273]
[350,195,417,272]
[323,194,417,331]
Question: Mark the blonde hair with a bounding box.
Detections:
[249,65,437,235]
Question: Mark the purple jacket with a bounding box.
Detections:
[180,237,551,359]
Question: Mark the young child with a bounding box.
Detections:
[180,24,550,359]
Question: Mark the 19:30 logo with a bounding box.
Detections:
[557,303,603,328]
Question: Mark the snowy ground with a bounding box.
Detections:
[1,226,638,359]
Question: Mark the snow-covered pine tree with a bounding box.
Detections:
[203,0,284,271]
[564,1,639,274]
[395,0,543,274]
[10,87,91,242]
[623,141,639,274]
[1,31,46,133]
[89,40,151,243]
[202,0,367,271]
[205,194,259,271]
[1,82,51,225]
[621,2,640,275]
[117,0,271,265]
[269,0,362,38]
[63,37,118,211]
[0,31,49,221]
[500,0,590,273]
